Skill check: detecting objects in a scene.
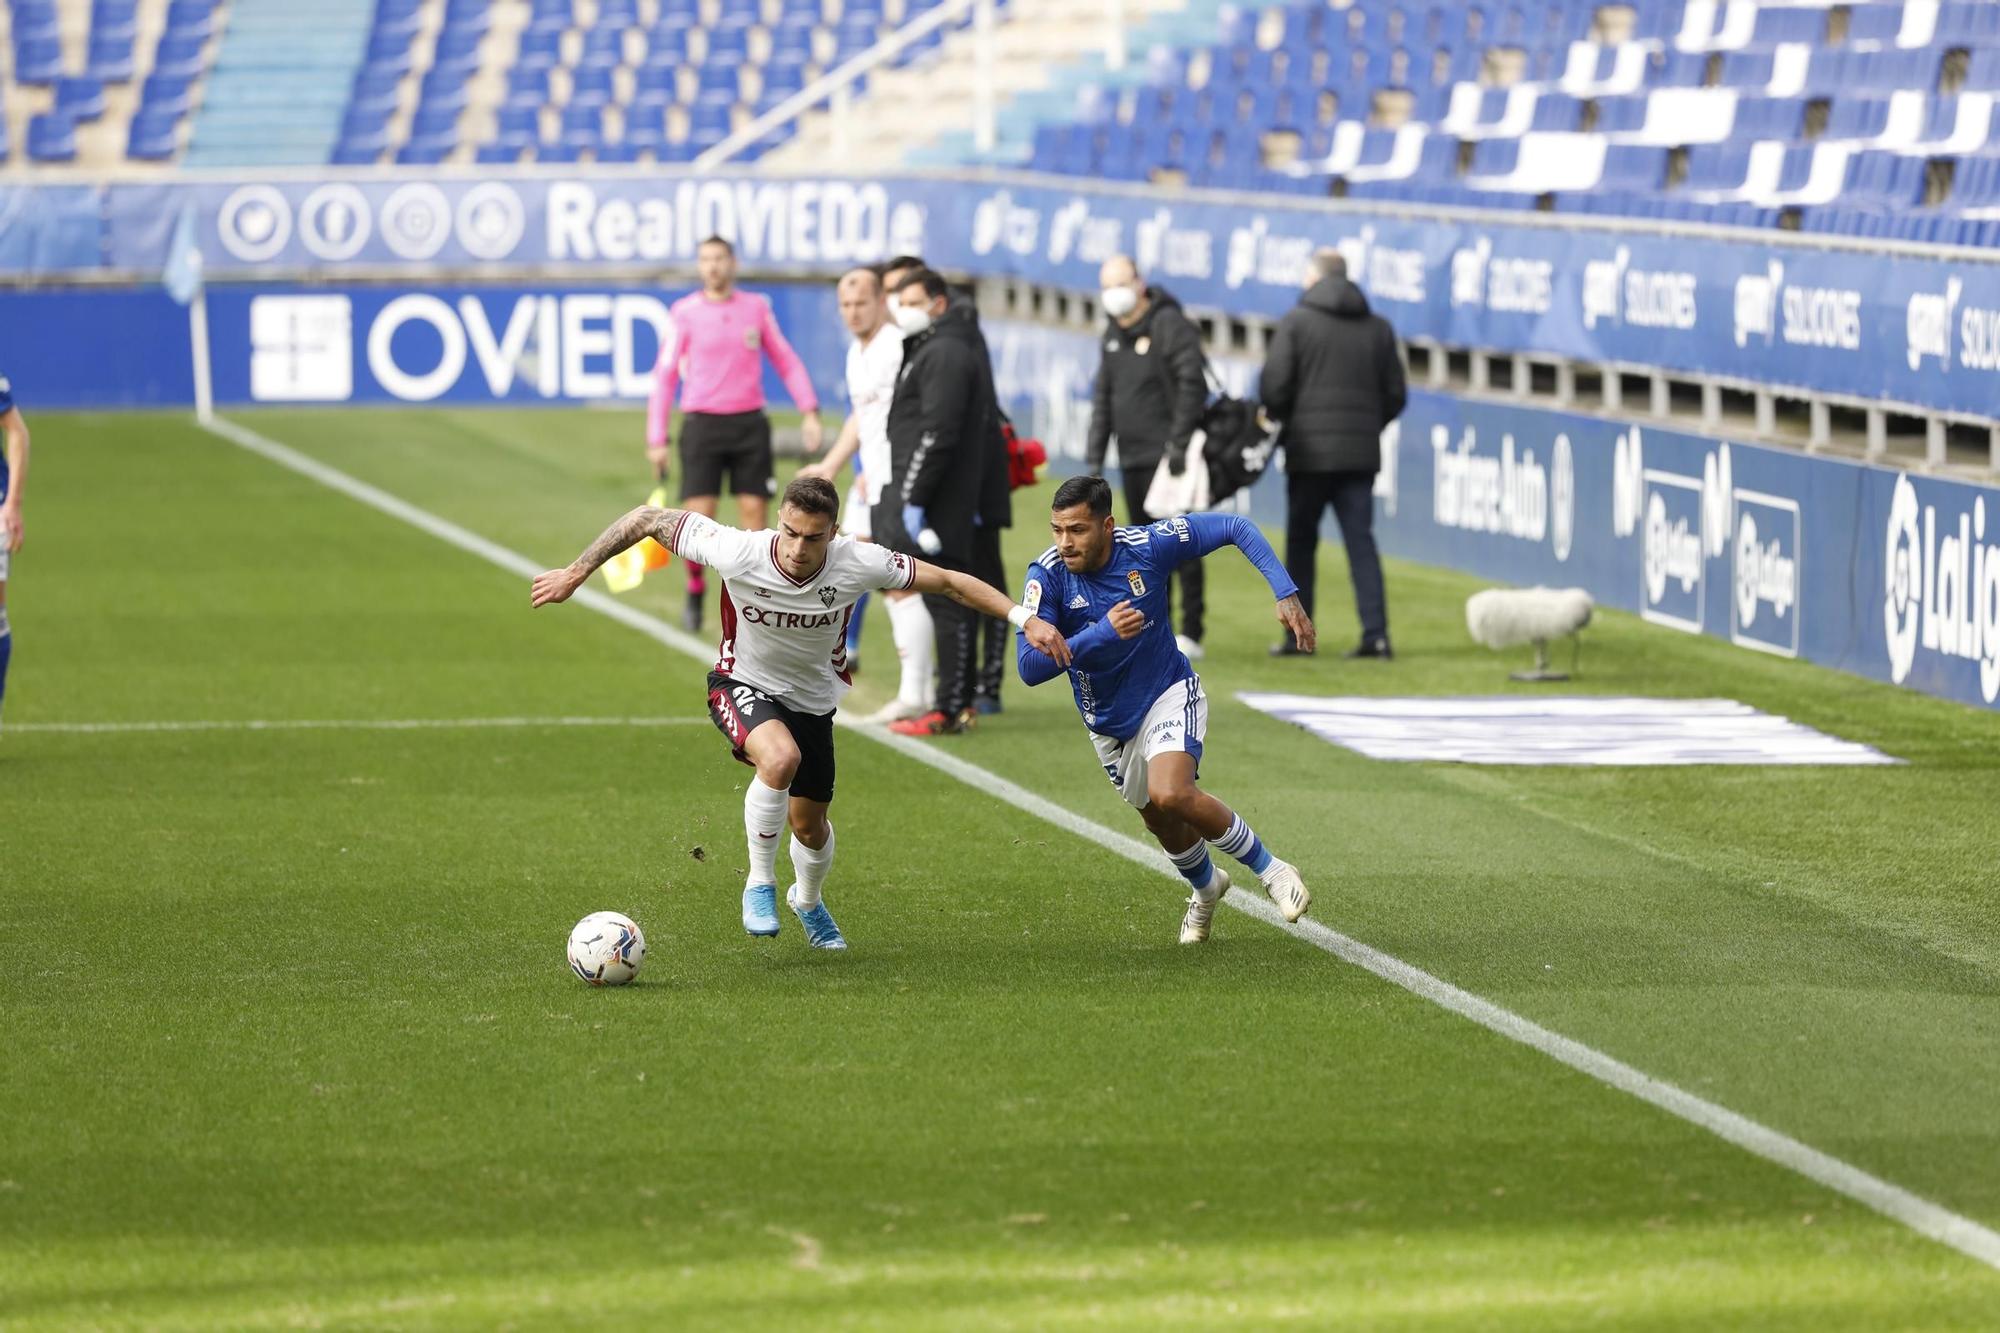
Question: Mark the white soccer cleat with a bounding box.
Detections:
[1179,867,1230,944]
[1261,859,1311,923]
[859,698,926,725]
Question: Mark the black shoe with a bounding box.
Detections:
[1344,636,1393,660]
[682,589,704,633]
[1268,639,1312,657]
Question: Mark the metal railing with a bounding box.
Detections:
[693,0,999,171]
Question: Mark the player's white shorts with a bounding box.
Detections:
[1091,676,1208,809]
[0,546,9,581]
[845,476,872,540]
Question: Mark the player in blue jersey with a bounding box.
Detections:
[1015,475,1315,943]
[0,373,27,736]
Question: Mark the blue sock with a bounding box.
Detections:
[1209,814,1273,877]
[846,591,870,653]
[0,608,11,719]
[1166,840,1216,895]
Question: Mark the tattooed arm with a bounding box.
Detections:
[530,505,687,607]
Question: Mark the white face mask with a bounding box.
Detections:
[1100,285,1139,319]
[885,293,902,315]
[894,305,933,335]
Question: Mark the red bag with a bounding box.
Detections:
[1001,415,1047,491]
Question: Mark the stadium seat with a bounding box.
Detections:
[568,64,617,109]
[27,112,78,161]
[54,77,108,122]
[13,35,64,85]
[151,33,211,80]
[127,106,181,160]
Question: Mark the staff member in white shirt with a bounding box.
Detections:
[803,265,934,724]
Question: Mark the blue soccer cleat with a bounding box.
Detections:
[742,884,780,937]
[787,888,848,950]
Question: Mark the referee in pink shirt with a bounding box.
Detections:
[648,235,823,631]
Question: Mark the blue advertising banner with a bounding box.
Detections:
[0,281,845,410]
[4,170,1999,417]
[986,316,2000,713]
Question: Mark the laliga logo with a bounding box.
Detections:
[1734,260,1782,347]
[970,191,1039,258]
[1882,473,2000,699]
[1644,491,1703,604]
[1373,419,1399,517]
[1907,277,1963,371]
[217,184,292,263]
[1734,510,1796,630]
[1885,474,1923,679]
[1611,427,1645,537]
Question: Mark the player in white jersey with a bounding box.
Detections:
[804,265,933,724]
[531,475,1069,948]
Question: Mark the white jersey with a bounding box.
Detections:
[843,323,902,506]
[665,512,917,714]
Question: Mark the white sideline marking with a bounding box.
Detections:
[197,412,2000,1273]
[11,716,704,735]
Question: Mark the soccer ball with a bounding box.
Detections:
[567,911,647,986]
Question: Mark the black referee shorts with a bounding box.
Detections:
[678,410,774,502]
[706,671,837,803]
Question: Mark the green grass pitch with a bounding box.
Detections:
[3,406,1999,1329]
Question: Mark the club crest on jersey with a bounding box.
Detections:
[744,326,761,349]
[817,585,838,608]
[1127,570,1147,597]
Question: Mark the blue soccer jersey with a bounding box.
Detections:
[1015,512,1297,739]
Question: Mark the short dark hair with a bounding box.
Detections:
[841,265,882,292]
[884,253,926,276]
[1051,475,1115,518]
[898,268,949,303]
[698,235,735,256]
[780,473,840,520]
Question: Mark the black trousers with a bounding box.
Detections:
[971,524,1008,704]
[1119,463,1207,641]
[1286,469,1386,642]
[925,582,979,717]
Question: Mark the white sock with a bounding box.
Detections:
[887,594,935,709]
[744,777,788,888]
[788,821,835,908]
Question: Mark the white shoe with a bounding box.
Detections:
[1261,859,1310,923]
[1179,867,1230,944]
[859,698,926,725]
[1176,633,1205,661]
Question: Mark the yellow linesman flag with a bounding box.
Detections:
[601,487,675,594]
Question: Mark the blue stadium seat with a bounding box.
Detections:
[579,23,627,67]
[623,101,668,147]
[13,35,64,85]
[54,76,107,121]
[494,104,540,145]
[477,141,527,164]
[633,63,677,108]
[505,64,553,106]
[516,27,564,69]
[537,139,583,162]
[396,134,455,164]
[696,64,741,100]
[141,72,195,116]
[559,103,606,149]
[568,64,616,107]
[350,65,403,115]
[127,107,180,160]
[27,112,78,162]
[411,102,463,138]
[88,32,136,82]
[433,27,486,72]
[164,0,218,42]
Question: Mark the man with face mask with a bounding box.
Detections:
[1083,255,1210,660]
[881,269,1013,736]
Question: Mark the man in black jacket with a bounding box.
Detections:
[880,269,1012,735]
[1259,249,1407,659]
[1084,256,1210,656]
